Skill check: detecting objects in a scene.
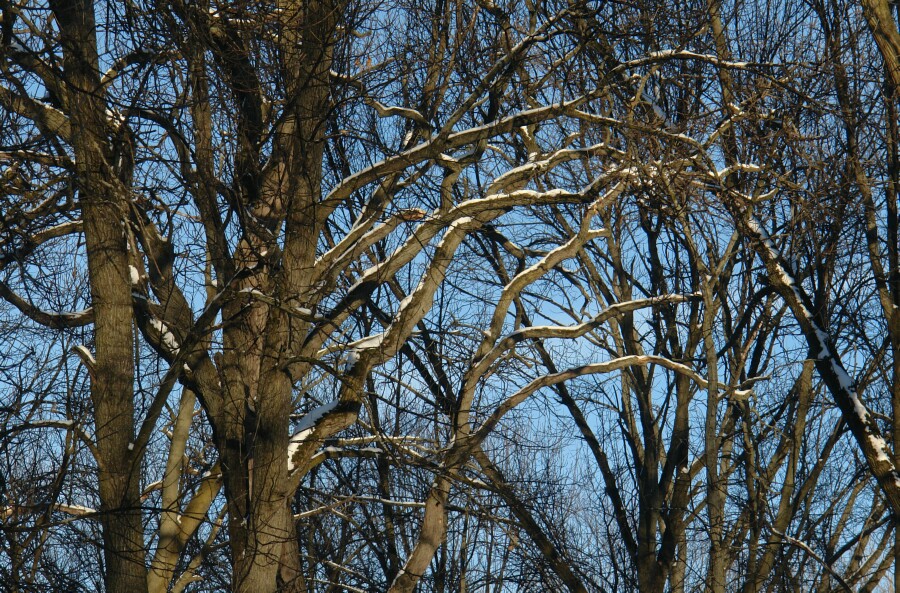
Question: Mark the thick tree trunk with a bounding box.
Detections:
[224,1,338,590]
[49,2,147,592]
[860,0,900,93]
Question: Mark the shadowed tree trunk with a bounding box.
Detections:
[48,1,147,592]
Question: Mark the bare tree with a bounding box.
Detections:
[3,0,900,592]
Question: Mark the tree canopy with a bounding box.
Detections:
[2,0,900,592]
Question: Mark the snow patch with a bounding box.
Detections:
[129,265,140,285]
[813,329,831,359]
[342,350,360,372]
[150,318,180,353]
[72,345,95,366]
[294,400,339,433]
[848,391,870,424]
[287,400,340,471]
[105,108,126,128]
[449,216,475,229]
[8,39,27,54]
[870,435,892,464]
[349,333,385,351]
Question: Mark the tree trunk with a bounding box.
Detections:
[49,2,147,592]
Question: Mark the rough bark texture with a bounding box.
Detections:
[49,2,147,592]
[860,0,900,93]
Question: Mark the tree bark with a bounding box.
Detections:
[49,2,147,592]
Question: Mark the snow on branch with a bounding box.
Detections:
[628,49,757,69]
[471,293,701,380]
[288,400,340,473]
[0,85,71,140]
[366,99,431,128]
[315,207,427,288]
[0,503,98,520]
[29,221,83,244]
[0,280,94,328]
[149,318,180,353]
[304,183,607,362]
[321,91,610,216]
[480,184,623,348]
[738,203,900,510]
[71,345,96,375]
[308,445,383,470]
[472,354,752,446]
[485,142,624,196]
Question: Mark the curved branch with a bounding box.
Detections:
[0,281,93,328]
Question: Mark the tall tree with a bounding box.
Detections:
[2,1,900,592]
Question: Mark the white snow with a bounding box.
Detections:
[127,442,134,451]
[651,102,667,122]
[343,350,360,372]
[105,108,125,128]
[129,265,140,285]
[744,211,881,442]
[54,504,96,516]
[445,215,475,231]
[72,345,95,366]
[746,215,826,334]
[149,318,180,353]
[870,435,892,463]
[294,400,339,433]
[814,329,831,359]
[349,333,385,350]
[287,400,340,471]
[848,391,870,424]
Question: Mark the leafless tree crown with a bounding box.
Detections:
[1,0,900,592]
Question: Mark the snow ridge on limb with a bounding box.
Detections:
[738,205,900,510]
[452,182,627,429]
[287,400,340,473]
[471,354,753,447]
[71,345,96,373]
[301,181,607,366]
[471,293,701,382]
[1,502,97,520]
[0,84,72,140]
[321,88,614,218]
[0,280,94,328]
